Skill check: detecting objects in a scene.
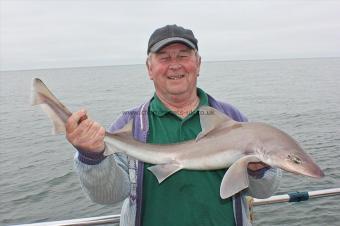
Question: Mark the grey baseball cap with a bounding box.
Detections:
[147,24,198,54]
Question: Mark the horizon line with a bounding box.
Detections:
[1,56,339,73]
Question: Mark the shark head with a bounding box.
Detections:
[269,146,325,178]
[257,123,325,178]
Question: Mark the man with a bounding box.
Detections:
[67,25,281,226]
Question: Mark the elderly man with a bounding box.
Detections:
[67,25,280,226]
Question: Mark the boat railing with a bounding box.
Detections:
[14,214,120,226]
[12,188,340,226]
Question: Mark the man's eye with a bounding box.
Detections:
[158,55,170,60]
[160,56,170,61]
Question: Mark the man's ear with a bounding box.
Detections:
[146,58,153,80]
[196,55,201,77]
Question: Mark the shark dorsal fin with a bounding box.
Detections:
[196,106,237,142]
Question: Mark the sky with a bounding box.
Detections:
[1,0,340,71]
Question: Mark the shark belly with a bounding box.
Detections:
[178,148,245,170]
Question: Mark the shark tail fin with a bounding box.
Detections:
[220,155,261,199]
[147,162,182,183]
[31,78,72,134]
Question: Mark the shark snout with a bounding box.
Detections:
[306,165,325,178]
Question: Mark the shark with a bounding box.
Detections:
[31,78,324,199]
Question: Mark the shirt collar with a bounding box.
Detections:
[150,94,171,117]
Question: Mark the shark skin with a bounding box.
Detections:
[31,78,324,199]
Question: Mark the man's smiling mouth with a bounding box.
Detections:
[167,74,185,80]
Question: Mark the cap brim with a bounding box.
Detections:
[149,37,196,53]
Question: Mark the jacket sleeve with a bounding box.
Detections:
[247,167,282,198]
[73,113,132,204]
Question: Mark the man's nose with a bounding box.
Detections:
[168,62,182,70]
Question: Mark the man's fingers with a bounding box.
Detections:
[76,121,99,144]
[77,119,94,135]
[78,114,88,124]
[66,109,87,133]
[65,109,106,152]
[92,128,106,151]
[87,122,102,139]
[67,117,105,151]
[98,126,106,137]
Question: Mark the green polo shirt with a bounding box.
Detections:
[141,88,235,226]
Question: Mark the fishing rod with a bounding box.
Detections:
[15,187,340,226]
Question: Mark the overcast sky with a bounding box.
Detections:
[1,0,340,71]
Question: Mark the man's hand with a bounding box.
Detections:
[66,109,105,153]
[247,162,269,171]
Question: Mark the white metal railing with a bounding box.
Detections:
[253,187,340,206]
[14,214,120,226]
[12,188,340,226]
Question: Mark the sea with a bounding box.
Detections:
[0,58,339,226]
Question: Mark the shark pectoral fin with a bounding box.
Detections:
[220,155,261,199]
[147,163,182,183]
[196,106,238,142]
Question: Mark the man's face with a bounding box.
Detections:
[147,43,201,100]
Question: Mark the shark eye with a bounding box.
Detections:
[287,154,302,164]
